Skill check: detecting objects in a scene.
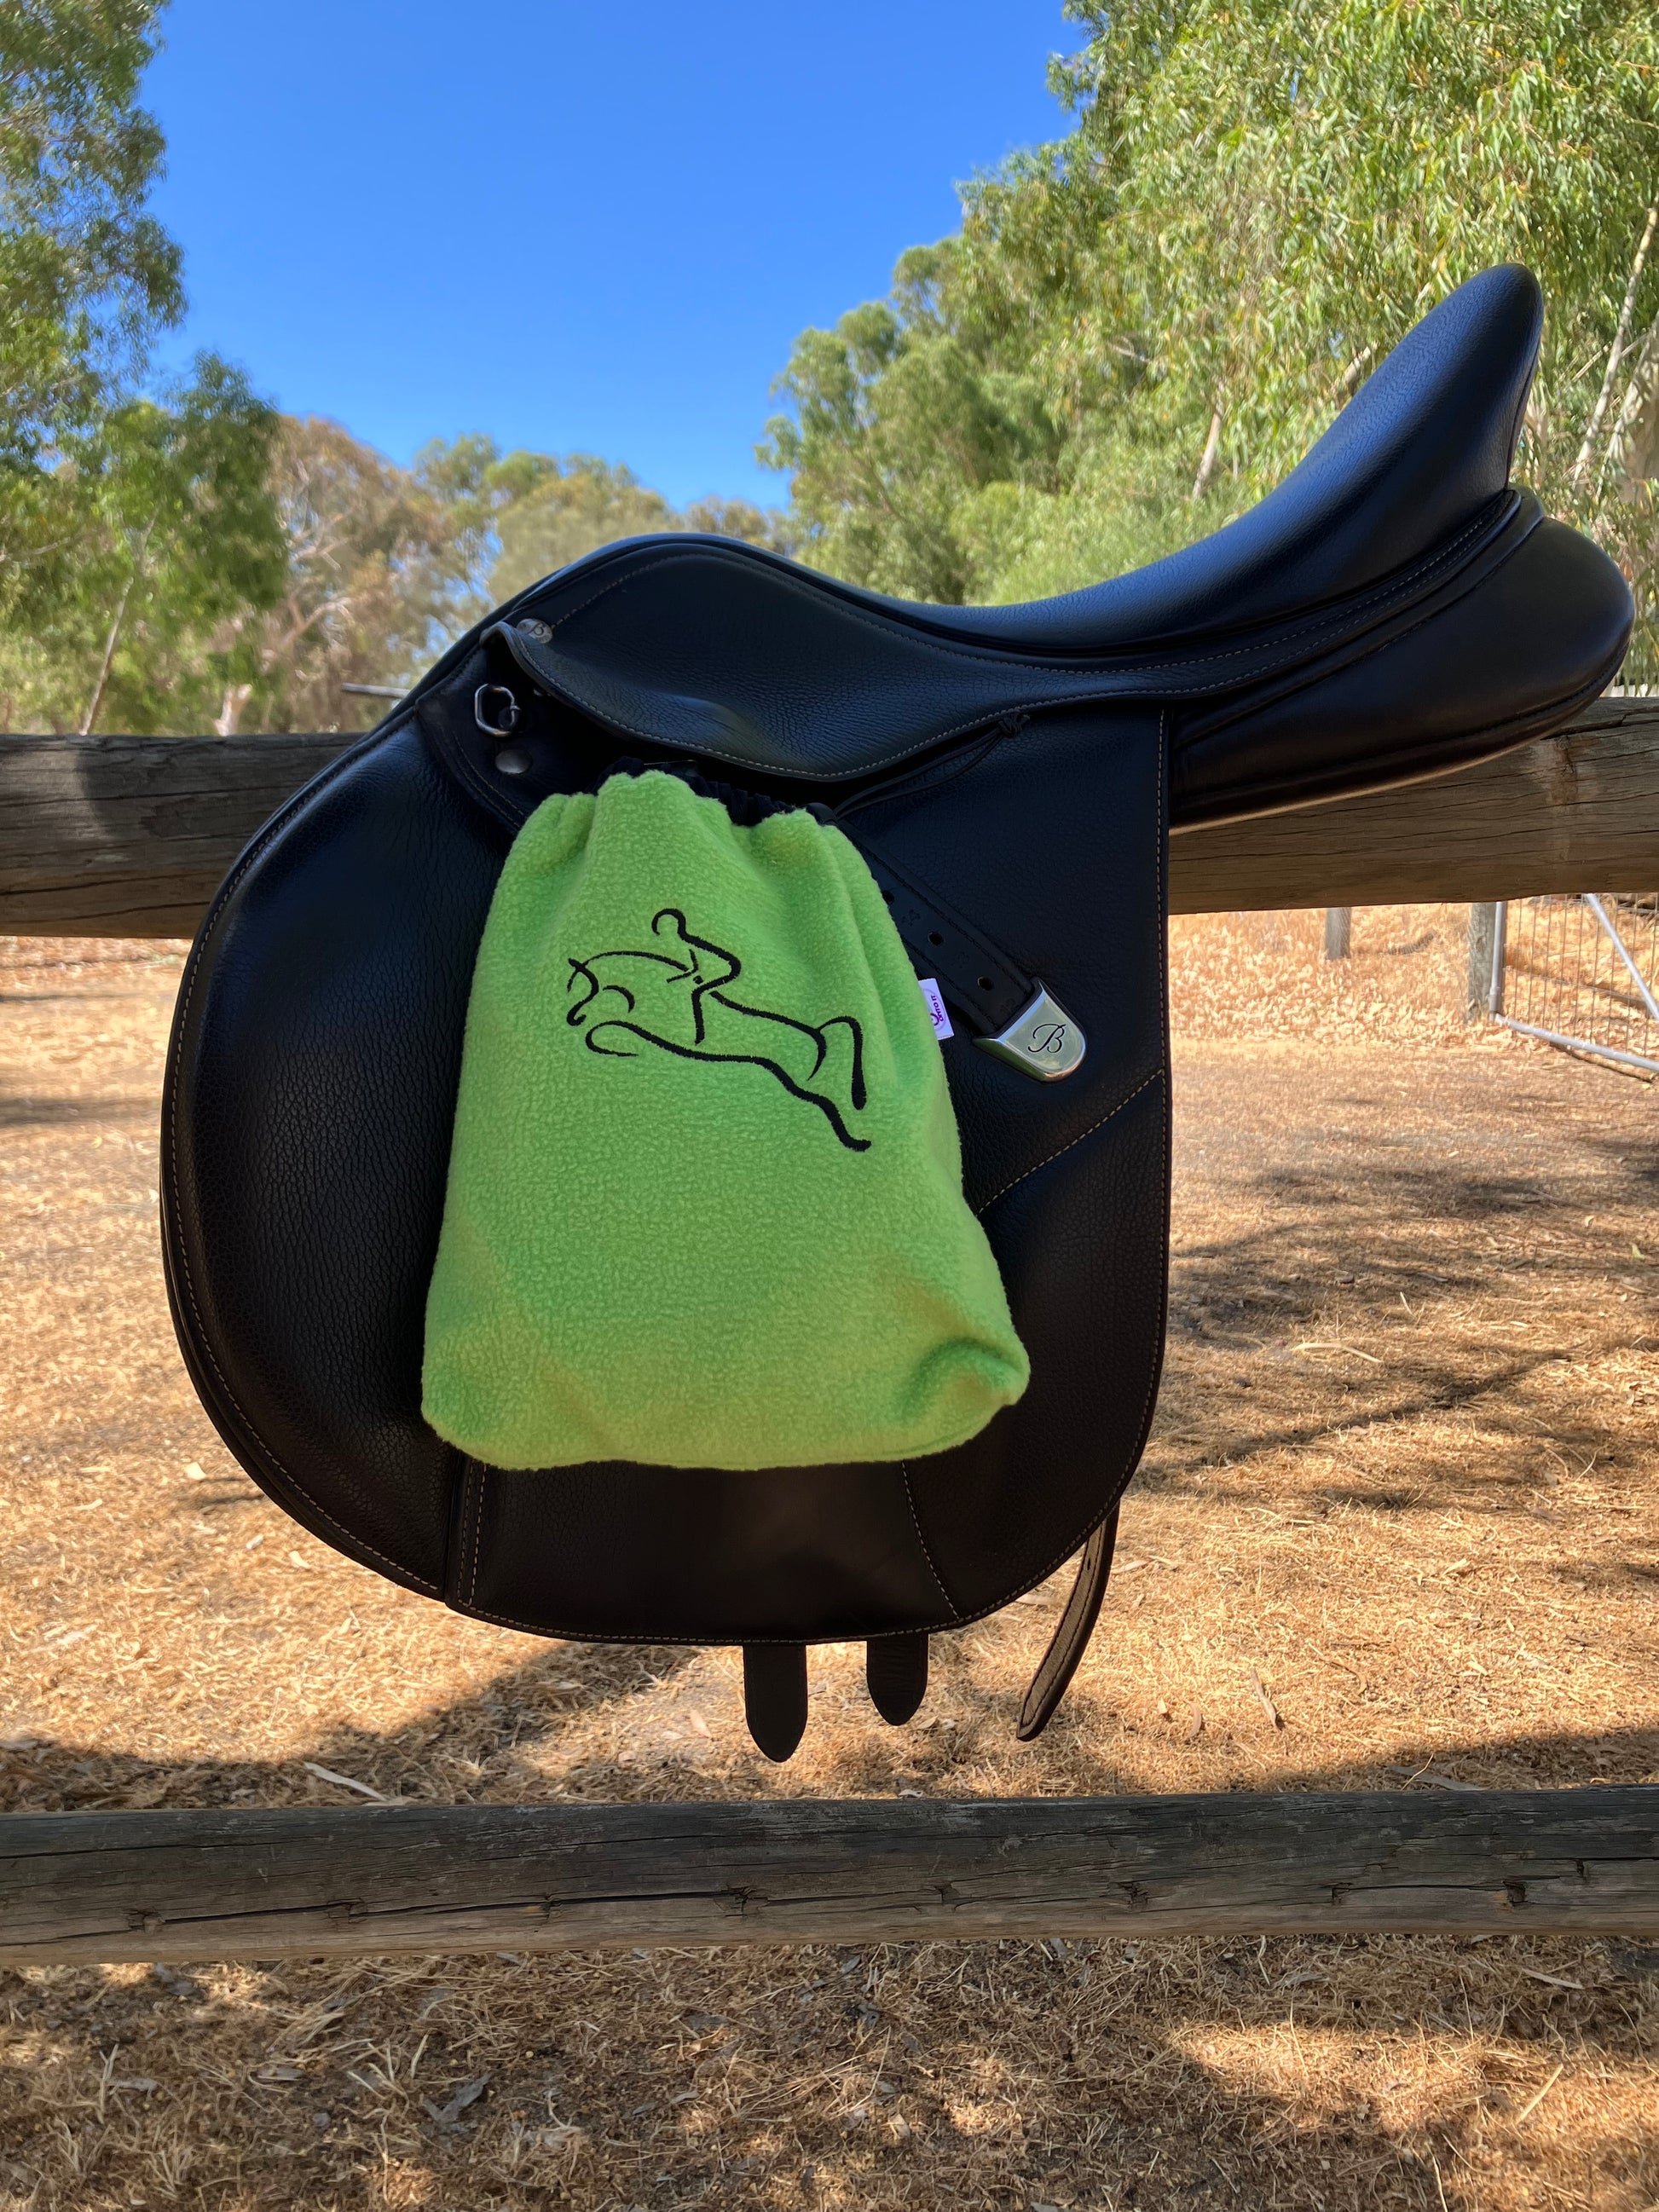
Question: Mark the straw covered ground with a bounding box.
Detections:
[0,907,1654,2210]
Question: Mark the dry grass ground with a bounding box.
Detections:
[0,908,1654,2211]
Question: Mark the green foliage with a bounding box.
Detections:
[225,434,796,737]
[0,3,306,731]
[765,0,1659,671]
[483,448,794,604]
[487,452,677,601]
[1051,0,1659,498]
[211,415,486,736]
[0,0,182,557]
[761,245,1066,602]
[679,494,794,552]
[0,355,286,731]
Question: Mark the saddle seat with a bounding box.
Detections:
[419,263,1629,829]
[852,257,1546,651]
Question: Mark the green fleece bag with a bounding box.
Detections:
[421,768,1028,1470]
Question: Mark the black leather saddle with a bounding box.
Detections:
[163,266,1631,1759]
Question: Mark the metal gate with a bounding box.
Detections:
[1488,894,1659,1074]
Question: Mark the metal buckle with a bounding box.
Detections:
[474,684,520,737]
[974,985,1086,1081]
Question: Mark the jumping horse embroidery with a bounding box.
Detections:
[565,908,870,1152]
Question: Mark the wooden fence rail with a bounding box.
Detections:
[0,697,1656,938]
[1,710,1655,1962]
[2,1790,1655,1963]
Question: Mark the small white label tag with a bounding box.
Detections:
[919,978,954,1042]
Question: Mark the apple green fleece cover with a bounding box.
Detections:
[421,768,1028,1470]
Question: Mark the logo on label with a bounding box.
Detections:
[565,908,870,1152]
[918,978,954,1042]
[1026,1021,1069,1057]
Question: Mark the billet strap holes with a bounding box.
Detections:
[851,835,1088,1079]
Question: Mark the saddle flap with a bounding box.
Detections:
[488,572,1057,783]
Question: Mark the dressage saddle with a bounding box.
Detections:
[163,265,1631,1759]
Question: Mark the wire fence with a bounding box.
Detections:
[1491,894,1659,1075]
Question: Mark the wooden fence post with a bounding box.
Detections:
[1467,901,1501,1019]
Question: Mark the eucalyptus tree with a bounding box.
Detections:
[767,0,1659,668]
[0,0,181,597]
[20,355,284,734]
[1054,0,1659,511]
[761,244,1068,604]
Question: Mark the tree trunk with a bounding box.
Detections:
[1597,312,1659,500]
[1572,205,1658,490]
[214,683,253,737]
[80,515,157,737]
[1191,406,1223,500]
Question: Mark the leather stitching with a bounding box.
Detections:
[450,1599,869,1646]
[501,500,1514,782]
[468,1461,487,1605]
[454,1458,968,1641]
[450,1487,1134,1647]
[448,1498,1132,1649]
[901,1463,961,1621]
[979,1119,1169,1612]
[975,712,1168,1217]
[1162,498,1509,661]
[1172,517,1581,810]
[996,716,1177,1621]
[974,1065,1164,1216]
[504,506,1522,792]
[163,725,443,1594]
[535,500,1502,676]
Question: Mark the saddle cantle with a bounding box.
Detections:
[162,267,1631,1757]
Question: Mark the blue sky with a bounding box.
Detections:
[143,2,1082,509]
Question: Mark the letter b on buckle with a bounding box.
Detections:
[974,985,1087,1082]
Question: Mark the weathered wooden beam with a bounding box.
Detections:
[1171,697,1659,911]
[1,1789,1653,1962]
[0,730,350,937]
[0,702,1655,939]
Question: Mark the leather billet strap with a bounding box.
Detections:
[743,1643,809,1762]
[865,1631,929,1724]
[1017,1505,1121,1741]
[744,1516,1118,1757]
[839,829,1035,1040]
[834,820,1088,1080]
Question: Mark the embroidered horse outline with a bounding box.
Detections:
[565,908,870,1151]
